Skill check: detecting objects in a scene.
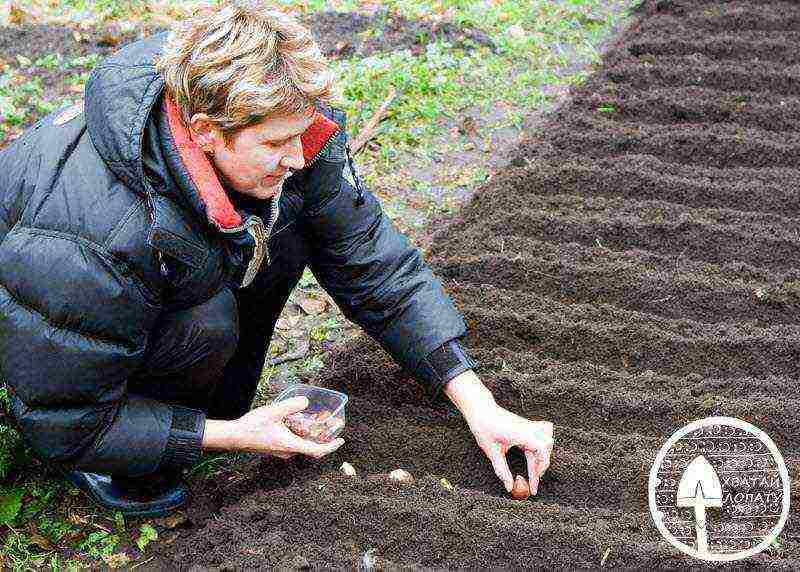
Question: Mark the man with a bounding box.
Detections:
[0,1,552,517]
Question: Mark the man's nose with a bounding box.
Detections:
[281,137,305,170]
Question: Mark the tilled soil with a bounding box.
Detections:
[155,0,800,568]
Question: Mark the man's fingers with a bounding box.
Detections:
[487,442,513,492]
[525,449,542,495]
[286,435,345,458]
[273,396,309,419]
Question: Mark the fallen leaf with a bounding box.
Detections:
[154,511,187,529]
[439,478,454,491]
[102,552,131,568]
[8,2,27,26]
[72,30,84,43]
[458,116,479,137]
[97,32,121,47]
[25,524,54,551]
[298,295,327,315]
[268,338,309,366]
[276,315,302,330]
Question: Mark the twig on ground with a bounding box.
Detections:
[268,338,310,366]
[350,87,398,156]
[131,557,155,570]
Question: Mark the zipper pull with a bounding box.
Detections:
[345,143,366,207]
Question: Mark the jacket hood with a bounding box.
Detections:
[84,32,170,199]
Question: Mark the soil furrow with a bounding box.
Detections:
[472,353,800,449]
[628,35,800,65]
[548,117,800,170]
[604,59,800,98]
[463,304,800,380]
[479,209,800,273]
[643,1,800,34]
[434,252,800,326]
[455,155,800,218]
[575,85,800,133]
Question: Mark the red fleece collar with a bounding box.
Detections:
[164,94,340,230]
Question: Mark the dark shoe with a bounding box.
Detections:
[64,470,187,518]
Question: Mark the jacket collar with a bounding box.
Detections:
[163,94,340,231]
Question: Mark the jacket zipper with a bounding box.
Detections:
[227,123,342,288]
[221,186,283,288]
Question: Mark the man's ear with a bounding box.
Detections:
[188,113,222,153]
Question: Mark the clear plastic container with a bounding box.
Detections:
[273,383,348,443]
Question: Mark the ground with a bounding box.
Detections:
[152,1,800,567]
[0,0,635,568]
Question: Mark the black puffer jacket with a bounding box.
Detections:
[0,34,468,476]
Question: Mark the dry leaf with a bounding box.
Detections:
[458,116,479,137]
[98,32,121,47]
[27,530,54,551]
[154,511,187,529]
[72,30,84,43]
[268,337,309,366]
[439,478,454,491]
[298,296,326,315]
[102,553,131,568]
[8,2,27,26]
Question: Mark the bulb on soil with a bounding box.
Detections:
[340,462,357,477]
[511,475,530,500]
[389,469,413,484]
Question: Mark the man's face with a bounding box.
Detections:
[193,111,313,200]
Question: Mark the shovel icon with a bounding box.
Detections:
[676,455,723,555]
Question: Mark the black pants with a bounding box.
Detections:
[128,219,311,420]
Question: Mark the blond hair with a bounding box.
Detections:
[155,0,335,137]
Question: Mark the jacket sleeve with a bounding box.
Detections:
[0,228,204,476]
[297,109,470,397]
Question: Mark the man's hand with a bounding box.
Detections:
[445,370,554,495]
[464,402,553,495]
[203,396,345,459]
